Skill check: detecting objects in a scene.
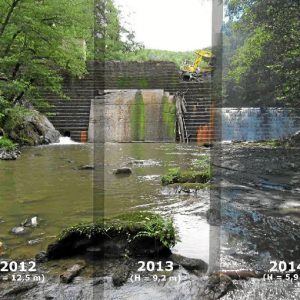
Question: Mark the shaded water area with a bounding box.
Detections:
[0,143,210,261]
[218,143,300,299]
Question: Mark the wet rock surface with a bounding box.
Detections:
[0,149,21,160]
[212,143,300,299]
[11,226,27,235]
[0,258,208,300]
[60,264,85,283]
[1,142,300,299]
[170,253,208,272]
[113,167,132,175]
[5,110,60,146]
[198,273,235,300]
[112,263,130,287]
[78,164,95,170]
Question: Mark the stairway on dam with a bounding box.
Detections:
[45,61,213,142]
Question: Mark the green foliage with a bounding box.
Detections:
[161,168,181,185]
[3,106,36,132]
[94,0,143,60]
[161,167,212,186]
[0,136,16,151]
[161,155,212,186]
[134,215,176,248]
[224,0,300,108]
[123,49,196,67]
[58,211,176,249]
[0,0,93,108]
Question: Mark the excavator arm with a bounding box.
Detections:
[180,49,215,81]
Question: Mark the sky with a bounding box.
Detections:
[114,0,212,52]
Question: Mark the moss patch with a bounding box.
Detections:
[47,212,176,259]
[131,91,145,141]
[161,168,212,185]
[116,76,149,89]
[162,95,176,139]
[161,155,212,187]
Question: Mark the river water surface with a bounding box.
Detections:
[0,142,210,262]
[1,141,300,299]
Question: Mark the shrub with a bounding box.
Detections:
[0,137,17,151]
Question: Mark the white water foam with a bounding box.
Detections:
[222,107,299,141]
[52,136,80,145]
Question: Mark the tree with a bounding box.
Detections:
[94,0,143,61]
[224,0,300,108]
[0,0,93,110]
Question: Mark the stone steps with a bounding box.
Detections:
[45,61,212,142]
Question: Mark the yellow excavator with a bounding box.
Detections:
[180,49,215,81]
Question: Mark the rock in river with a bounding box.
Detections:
[113,168,132,175]
[198,273,235,299]
[5,109,60,146]
[46,212,175,260]
[0,149,21,160]
[78,165,95,170]
[60,264,85,284]
[170,253,208,273]
[112,264,130,287]
[22,216,38,227]
[11,226,26,235]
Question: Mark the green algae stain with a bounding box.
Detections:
[162,96,176,139]
[116,77,149,89]
[138,78,149,88]
[117,77,132,88]
[131,91,145,141]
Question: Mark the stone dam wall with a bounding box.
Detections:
[46,61,213,142]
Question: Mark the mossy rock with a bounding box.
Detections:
[4,108,60,146]
[161,167,212,186]
[46,212,176,260]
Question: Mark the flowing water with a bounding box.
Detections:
[0,142,210,262]
[1,140,300,299]
[222,108,300,141]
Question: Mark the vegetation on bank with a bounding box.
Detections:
[58,212,176,249]
[0,137,16,151]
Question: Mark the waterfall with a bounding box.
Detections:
[222,108,300,141]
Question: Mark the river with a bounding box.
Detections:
[0,142,210,262]
[1,140,300,299]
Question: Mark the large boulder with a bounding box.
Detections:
[6,110,60,146]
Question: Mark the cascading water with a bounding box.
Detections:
[222,108,300,141]
[53,136,80,145]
